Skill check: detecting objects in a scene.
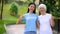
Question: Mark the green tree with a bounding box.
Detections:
[0,0,4,19]
[9,2,18,16]
[33,0,36,3]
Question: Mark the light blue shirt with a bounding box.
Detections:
[22,13,38,32]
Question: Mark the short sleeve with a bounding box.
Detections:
[36,15,39,22]
[36,16,38,22]
[38,16,40,21]
[49,14,52,19]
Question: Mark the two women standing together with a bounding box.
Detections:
[16,3,54,34]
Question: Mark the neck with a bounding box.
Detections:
[41,13,46,15]
[29,11,33,14]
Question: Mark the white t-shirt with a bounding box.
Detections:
[38,13,53,34]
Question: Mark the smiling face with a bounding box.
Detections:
[38,4,47,15]
[39,7,46,14]
[28,4,35,13]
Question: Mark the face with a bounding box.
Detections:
[39,7,46,14]
[28,4,35,13]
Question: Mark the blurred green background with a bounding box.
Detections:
[0,0,60,34]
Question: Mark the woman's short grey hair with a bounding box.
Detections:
[38,4,47,11]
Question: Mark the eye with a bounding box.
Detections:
[31,6,33,7]
[31,6,35,8]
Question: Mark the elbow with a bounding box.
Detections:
[16,19,20,24]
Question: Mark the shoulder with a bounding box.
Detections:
[46,13,52,16]
[34,14,38,16]
[33,14,38,17]
[24,13,28,15]
[23,13,29,16]
[46,13,52,19]
[38,15,42,18]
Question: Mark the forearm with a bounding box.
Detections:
[16,16,24,24]
[37,21,40,29]
[16,19,21,24]
[51,21,55,27]
[50,18,55,27]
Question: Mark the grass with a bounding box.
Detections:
[2,4,28,24]
[2,3,38,24]
[0,20,6,34]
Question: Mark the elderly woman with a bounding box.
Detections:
[38,4,55,34]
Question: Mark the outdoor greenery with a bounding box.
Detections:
[4,0,8,4]
[0,20,6,34]
[3,3,27,24]
[0,0,60,34]
[0,0,60,27]
[9,2,18,16]
[40,0,60,17]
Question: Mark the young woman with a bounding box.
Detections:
[16,3,39,34]
[38,4,55,34]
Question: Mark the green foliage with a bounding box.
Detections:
[51,11,60,17]
[4,0,8,4]
[33,0,36,3]
[50,0,60,17]
[19,1,24,5]
[24,0,33,4]
[41,0,60,17]
[0,20,6,34]
[9,2,18,16]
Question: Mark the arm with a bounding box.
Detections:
[50,16,55,28]
[36,21,40,29]
[16,16,24,24]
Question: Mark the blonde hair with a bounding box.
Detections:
[38,4,47,11]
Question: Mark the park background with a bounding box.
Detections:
[0,0,60,34]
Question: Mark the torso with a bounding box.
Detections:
[38,13,53,34]
[24,13,38,32]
